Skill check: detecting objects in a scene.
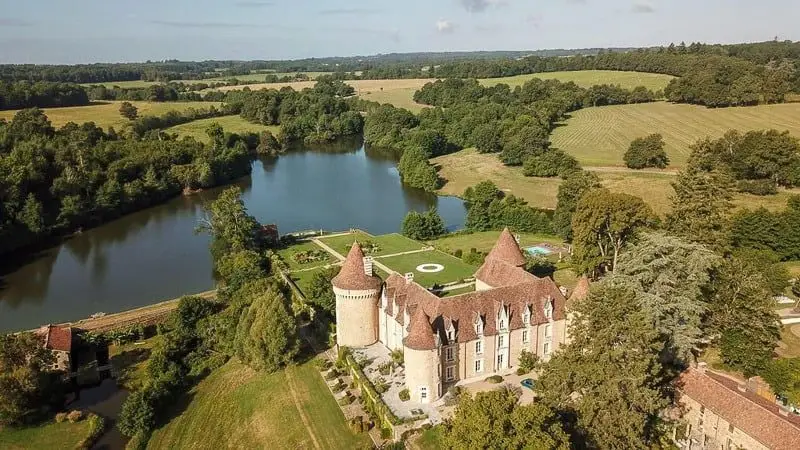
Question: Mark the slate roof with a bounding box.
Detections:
[678,368,800,450]
[37,325,72,352]
[331,243,382,291]
[485,227,527,267]
[381,231,567,350]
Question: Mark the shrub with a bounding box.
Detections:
[67,410,84,423]
[390,349,404,365]
[737,179,778,196]
[453,249,463,258]
[325,369,339,381]
[517,349,539,375]
[378,362,393,375]
[398,388,410,401]
[338,394,355,406]
[55,412,68,423]
[349,416,365,433]
[332,380,347,393]
[125,431,150,450]
[485,375,504,384]
[75,413,106,450]
[522,150,580,178]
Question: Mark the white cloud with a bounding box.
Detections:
[631,2,655,13]
[436,19,455,33]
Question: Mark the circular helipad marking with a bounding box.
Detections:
[416,263,444,273]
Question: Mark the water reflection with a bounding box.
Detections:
[0,141,465,332]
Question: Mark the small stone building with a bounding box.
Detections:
[36,324,74,374]
[334,228,588,403]
[675,366,800,450]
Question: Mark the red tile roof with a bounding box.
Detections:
[331,243,382,291]
[567,276,591,309]
[474,257,538,288]
[678,368,800,450]
[37,325,72,352]
[486,228,527,267]
[404,307,436,351]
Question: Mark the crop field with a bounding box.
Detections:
[147,359,370,450]
[433,148,800,217]
[0,101,221,130]
[79,72,330,88]
[166,115,279,141]
[551,101,800,168]
[379,250,477,287]
[479,70,675,91]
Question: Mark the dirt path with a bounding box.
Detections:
[374,247,434,259]
[285,368,323,450]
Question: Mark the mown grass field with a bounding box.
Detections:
[479,70,675,91]
[318,231,426,257]
[379,250,477,287]
[433,148,800,216]
[166,115,279,142]
[551,101,800,168]
[0,420,91,450]
[147,358,370,450]
[0,101,221,130]
[429,230,563,255]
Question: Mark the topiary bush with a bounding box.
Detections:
[398,388,410,401]
[485,375,504,384]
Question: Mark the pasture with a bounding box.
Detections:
[79,72,329,88]
[146,359,370,450]
[551,101,800,168]
[432,148,800,216]
[0,101,222,130]
[479,70,675,91]
[166,115,279,142]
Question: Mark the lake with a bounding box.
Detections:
[0,139,466,332]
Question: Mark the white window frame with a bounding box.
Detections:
[522,329,529,343]
[499,318,506,330]
[476,321,483,335]
[544,300,553,320]
[420,386,428,400]
[474,359,483,373]
[543,341,550,356]
[498,335,505,349]
[497,353,505,368]
[475,340,483,355]
[445,366,455,381]
[445,346,455,362]
[545,324,552,339]
[523,310,530,325]
[447,329,455,341]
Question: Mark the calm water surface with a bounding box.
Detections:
[0,140,465,332]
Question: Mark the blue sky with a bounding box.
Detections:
[1,0,798,63]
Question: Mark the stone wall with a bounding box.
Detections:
[335,286,380,347]
[678,395,770,450]
[404,347,439,403]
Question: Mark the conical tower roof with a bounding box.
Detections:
[566,276,590,308]
[403,306,436,350]
[486,228,527,267]
[331,242,382,291]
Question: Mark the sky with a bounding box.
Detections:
[0,0,798,64]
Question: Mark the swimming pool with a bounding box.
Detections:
[525,246,553,256]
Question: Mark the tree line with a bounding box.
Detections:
[0,108,254,257]
[0,80,89,110]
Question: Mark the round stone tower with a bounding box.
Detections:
[333,242,383,347]
[403,306,439,403]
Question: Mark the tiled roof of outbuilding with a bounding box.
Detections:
[37,325,72,352]
[567,276,591,308]
[331,243,382,291]
[485,227,527,267]
[678,368,800,450]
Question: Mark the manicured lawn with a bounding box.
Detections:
[147,358,370,450]
[550,101,800,168]
[109,335,164,391]
[429,230,564,255]
[479,70,675,91]
[166,115,279,142]
[0,420,91,450]
[319,231,426,258]
[277,241,336,271]
[290,266,332,298]
[553,268,580,291]
[0,101,222,131]
[379,250,477,287]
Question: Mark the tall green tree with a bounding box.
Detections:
[442,387,570,450]
[615,232,721,365]
[624,133,669,169]
[234,284,298,373]
[666,167,734,251]
[552,170,600,240]
[538,281,672,449]
[118,101,138,120]
[306,267,339,316]
[0,333,57,426]
[196,187,260,262]
[571,188,656,275]
[215,250,267,298]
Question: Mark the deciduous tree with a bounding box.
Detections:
[552,171,600,240]
[0,333,57,426]
[234,284,298,373]
[118,101,138,120]
[624,133,669,169]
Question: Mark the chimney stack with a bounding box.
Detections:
[404,272,414,284]
[363,256,373,277]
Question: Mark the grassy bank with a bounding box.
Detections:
[551,102,800,168]
[0,420,92,450]
[146,358,370,449]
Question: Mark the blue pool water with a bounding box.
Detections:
[525,246,553,256]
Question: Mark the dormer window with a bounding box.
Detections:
[447,329,455,342]
[522,307,531,325]
[475,317,484,335]
[544,299,553,320]
[499,319,506,330]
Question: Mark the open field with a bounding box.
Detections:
[551,102,800,168]
[433,148,800,216]
[167,115,279,141]
[79,72,330,88]
[479,70,675,91]
[318,231,426,257]
[429,230,563,255]
[147,358,370,450]
[0,420,91,450]
[379,250,477,287]
[0,101,222,130]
